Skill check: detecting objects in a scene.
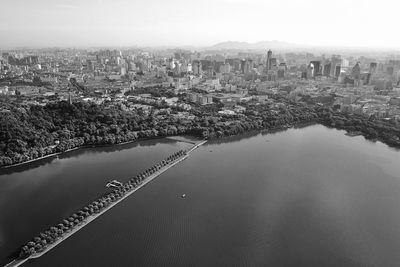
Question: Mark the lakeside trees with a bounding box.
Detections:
[315,106,400,147]
[0,101,186,167]
[1,99,399,168]
[0,100,317,167]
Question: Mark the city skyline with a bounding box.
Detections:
[1,0,400,49]
[3,1,400,265]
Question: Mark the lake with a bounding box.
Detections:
[2,125,400,266]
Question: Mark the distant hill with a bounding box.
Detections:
[205,40,400,55]
[207,40,300,51]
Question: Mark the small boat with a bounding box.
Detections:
[181,194,186,198]
[106,180,123,188]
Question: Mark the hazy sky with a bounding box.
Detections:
[1,0,399,48]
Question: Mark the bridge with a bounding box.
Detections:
[4,140,207,267]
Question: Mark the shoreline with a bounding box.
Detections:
[4,140,206,267]
[0,123,312,170]
[3,119,398,171]
[0,135,197,170]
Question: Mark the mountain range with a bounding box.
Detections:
[206,40,302,51]
[205,40,400,55]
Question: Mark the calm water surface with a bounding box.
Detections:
[2,125,400,267]
[0,138,191,265]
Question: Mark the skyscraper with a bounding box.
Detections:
[241,59,246,74]
[323,62,331,77]
[270,58,277,69]
[310,61,321,78]
[352,62,361,80]
[266,49,272,70]
[369,62,377,74]
[335,65,341,78]
[192,60,202,75]
[330,55,341,77]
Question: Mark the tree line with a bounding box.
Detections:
[1,98,399,168]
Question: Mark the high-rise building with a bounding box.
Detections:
[220,63,231,74]
[244,59,253,74]
[352,62,361,80]
[335,65,341,78]
[266,49,272,70]
[323,63,331,77]
[369,62,377,74]
[193,61,202,75]
[240,59,246,74]
[307,63,314,78]
[213,61,224,73]
[330,55,341,77]
[174,62,181,76]
[310,61,321,77]
[187,63,192,72]
[341,58,350,67]
[270,58,277,69]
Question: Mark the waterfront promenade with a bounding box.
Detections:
[5,140,206,267]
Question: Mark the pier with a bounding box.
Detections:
[5,140,207,267]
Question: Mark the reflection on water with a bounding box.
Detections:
[0,138,191,265]
[0,138,179,176]
[3,125,400,267]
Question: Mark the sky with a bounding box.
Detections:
[0,0,399,49]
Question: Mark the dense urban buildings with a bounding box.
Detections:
[1,47,400,167]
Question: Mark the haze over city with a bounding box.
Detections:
[3,1,400,267]
[1,0,400,49]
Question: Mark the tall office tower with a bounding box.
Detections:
[341,58,350,67]
[307,63,314,78]
[330,55,341,77]
[240,59,246,74]
[369,62,377,74]
[174,61,181,76]
[323,62,331,77]
[310,61,321,77]
[270,58,277,69]
[266,49,272,70]
[244,59,253,74]
[335,65,341,78]
[207,66,214,76]
[193,61,202,75]
[220,63,231,74]
[213,61,224,73]
[200,60,212,71]
[352,62,361,80]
